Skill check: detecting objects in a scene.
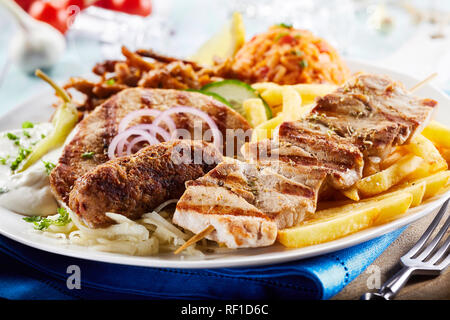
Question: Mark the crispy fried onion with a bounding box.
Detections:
[64,46,230,113]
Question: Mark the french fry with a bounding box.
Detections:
[251,82,280,93]
[260,88,283,107]
[243,98,268,127]
[355,154,424,197]
[438,146,450,165]
[281,86,303,121]
[327,191,414,225]
[380,148,408,170]
[404,134,447,173]
[383,181,426,207]
[277,207,380,248]
[258,83,336,108]
[278,193,412,248]
[372,193,413,224]
[326,181,426,211]
[405,162,434,181]
[409,170,450,199]
[290,84,337,105]
[341,187,360,201]
[422,120,450,149]
[251,114,284,142]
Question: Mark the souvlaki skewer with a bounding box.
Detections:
[172,73,438,251]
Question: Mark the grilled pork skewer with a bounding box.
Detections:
[50,87,250,205]
[68,140,222,228]
[173,73,437,250]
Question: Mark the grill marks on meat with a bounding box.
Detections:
[173,159,317,248]
[263,120,363,189]
[309,73,437,158]
[69,140,222,228]
[50,88,250,204]
[173,73,437,248]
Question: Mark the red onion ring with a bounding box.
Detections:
[118,109,162,133]
[128,124,171,142]
[152,106,222,151]
[109,106,222,160]
[108,129,158,160]
[126,136,153,155]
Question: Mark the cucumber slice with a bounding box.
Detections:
[185,89,232,107]
[202,80,272,119]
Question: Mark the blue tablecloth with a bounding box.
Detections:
[0,227,405,300]
[0,1,423,301]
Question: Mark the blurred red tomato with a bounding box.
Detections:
[28,1,68,33]
[14,0,36,11]
[93,0,112,10]
[95,0,151,16]
[54,0,86,10]
[114,0,152,16]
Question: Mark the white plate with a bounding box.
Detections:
[0,60,449,269]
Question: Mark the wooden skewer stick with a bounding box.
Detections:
[174,225,215,255]
[409,72,438,92]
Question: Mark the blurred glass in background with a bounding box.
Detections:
[0,0,449,111]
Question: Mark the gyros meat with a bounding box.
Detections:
[50,88,250,204]
[68,140,222,228]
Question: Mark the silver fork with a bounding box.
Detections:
[361,198,450,300]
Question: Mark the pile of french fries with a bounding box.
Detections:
[245,83,450,248]
[247,82,337,142]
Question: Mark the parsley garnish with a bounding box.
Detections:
[41,134,46,139]
[276,23,293,29]
[291,49,304,56]
[22,121,34,129]
[23,207,71,231]
[6,133,19,141]
[42,160,56,175]
[23,130,31,138]
[106,78,116,85]
[299,59,308,68]
[81,151,95,159]
[10,147,31,171]
[0,155,9,165]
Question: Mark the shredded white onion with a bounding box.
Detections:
[154,199,179,213]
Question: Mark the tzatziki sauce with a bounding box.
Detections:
[0,122,61,216]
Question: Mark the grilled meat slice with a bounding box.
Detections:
[50,88,250,204]
[173,158,318,247]
[309,73,437,159]
[68,140,222,228]
[243,120,364,190]
[174,73,437,249]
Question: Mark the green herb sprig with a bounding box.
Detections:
[42,161,56,175]
[81,151,95,159]
[23,208,71,231]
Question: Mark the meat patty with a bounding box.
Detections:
[69,140,222,228]
[50,88,250,204]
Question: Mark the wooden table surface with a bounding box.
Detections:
[333,206,450,300]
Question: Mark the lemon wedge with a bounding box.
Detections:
[190,12,245,66]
